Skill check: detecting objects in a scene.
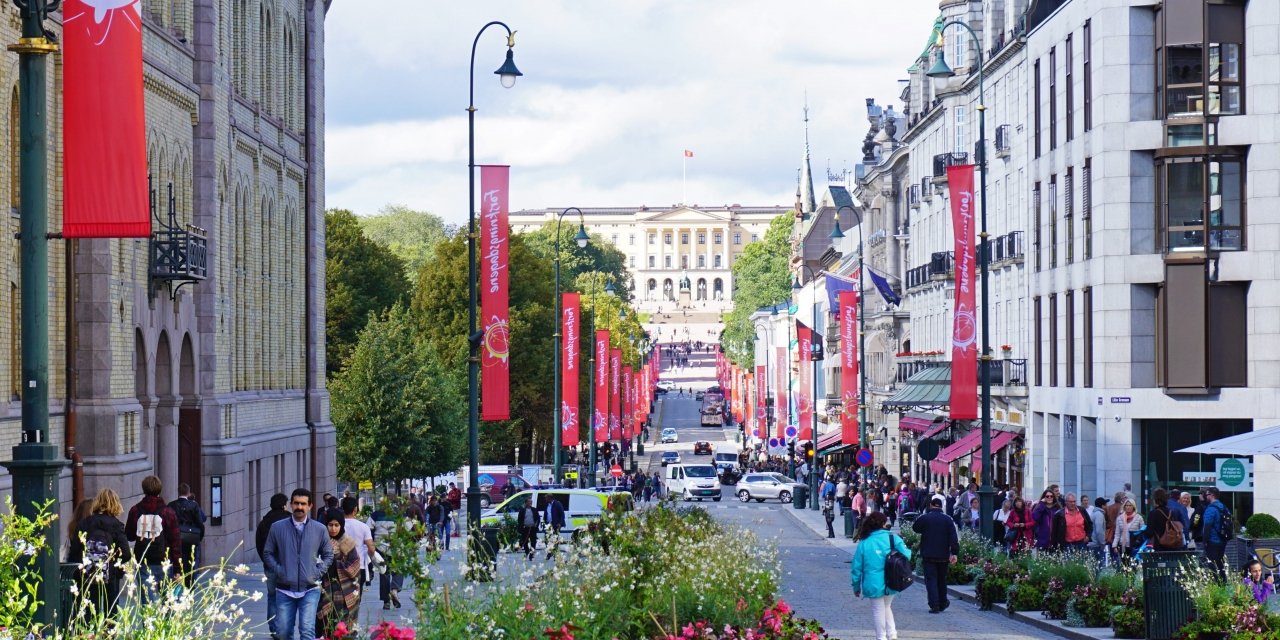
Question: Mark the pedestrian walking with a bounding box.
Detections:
[256,493,291,638]
[822,496,836,538]
[262,489,333,640]
[912,497,959,614]
[1145,488,1186,552]
[1167,489,1191,546]
[168,482,206,586]
[1031,489,1058,550]
[1086,496,1109,563]
[1111,499,1144,562]
[425,495,444,550]
[851,512,911,640]
[960,497,981,531]
[545,496,566,559]
[1051,493,1093,552]
[1200,487,1232,580]
[993,499,1012,548]
[1004,496,1034,555]
[438,496,454,551]
[69,489,131,615]
[518,500,541,560]
[340,497,375,592]
[317,508,361,639]
[125,475,182,602]
[368,500,403,610]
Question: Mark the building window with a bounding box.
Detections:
[697,232,706,244]
[1065,167,1074,264]
[1049,176,1058,268]
[733,232,742,245]
[949,29,967,69]
[751,234,759,243]
[611,234,618,246]
[649,233,656,245]
[681,256,689,269]
[697,255,705,268]
[1049,46,1058,151]
[1083,158,1093,259]
[629,256,636,267]
[714,255,722,268]
[1066,34,1074,142]
[629,234,635,245]
[1157,0,1244,120]
[1033,183,1042,271]
[664,256,672,268]
[1158,154,1244,253]
[649,256,656,268]
[1049,293,1058,387]
[664,233,672,245]
[714,232,723,244]
[681,232,689,245]
[1084,20,1093,132]
[1033,296,1043,386]
[1083,286,1094,387]
[1066,289,1075,387]
[1034,59,1042,157]
[954,106,967,155]
[1157,264,1248,391]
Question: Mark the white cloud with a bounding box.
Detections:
[324,0,941,224]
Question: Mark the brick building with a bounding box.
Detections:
[0,0,334,562]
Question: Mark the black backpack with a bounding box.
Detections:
[884,534,915,592]
[1219,505,1236,541]
[82,519,114,564]
[170,498,204,545]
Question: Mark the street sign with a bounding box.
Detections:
[1110,397,1131,404]
[357,480,373,491]
[768,437,780,448]
[564,471,578,480]
[917,438,940,462]
[856,448,874,467]
[785,426,798,438]
[1216,458,1253,492]
[869,439,885,447]
[610,464,624,478]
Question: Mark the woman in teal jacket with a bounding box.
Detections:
[851,511,911,640]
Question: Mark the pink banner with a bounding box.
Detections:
[839,291,860,446]
[776,346,788,440]
[622,366,633,439]
[561,293,581,447]
[948,164,979,420]
[796,321,813,441]
[594,331,610,443]
[756,364,767,440]
[479,165,510,421]
[610,349,622,440]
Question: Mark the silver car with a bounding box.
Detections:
[736,472,805,503]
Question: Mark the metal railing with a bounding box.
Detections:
[995,124,1011,152]
[906,264,930,290]
[985,231,1025,263]
[909,184,921,208]
[896,358,945,384]
[928,251,954,277]
[932,152,970,179]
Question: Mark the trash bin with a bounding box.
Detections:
[1142,551,1197,640]
[59,562,78,628]
[792,484,808,509]
[844,510,857,538]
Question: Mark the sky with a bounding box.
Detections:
[323,1,940,227]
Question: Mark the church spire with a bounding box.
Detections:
[799,97,816,217]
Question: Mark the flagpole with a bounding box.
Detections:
[682,154,687,205]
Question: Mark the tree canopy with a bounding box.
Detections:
[521,222,633,303]
[721,213,796,367]
[357,204,454,282]
[325,208,412,377]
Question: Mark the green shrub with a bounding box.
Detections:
[1111,603,1145,638]
[1006,578,1045,614]
[1245,512,1280,538]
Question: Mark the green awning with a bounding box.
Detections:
[883,363,951,410]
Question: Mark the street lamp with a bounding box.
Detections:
[928,22,995,540]
[553,208,589,483]
[792,265,821,510]
[831,205,870,489]
[586,278,617,487]
[466,20,522,538]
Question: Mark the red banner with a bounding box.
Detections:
[776,346,788,440]
[561,293,581,447]
[63,0,150,238]
[796,321,813,441]
[839,291,860,446]
[594,330,609,443]
[479,165,511,420]
[610,349,622,440]
[948,164,979,420]
[622,366,633,439]
[756,364,767,440]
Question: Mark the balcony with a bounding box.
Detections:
[909,184,921,209]
[921,176,933,201]
[149,180,208,295]
[984,231,1025,265]
[931,152,970,184]
[906,264,930,290]
[928,251,954,278]
[896,357,945,385]
[994,124,1012,158]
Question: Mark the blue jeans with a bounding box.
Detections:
[264,568,278,636]
[137,564,168,604]
[437,522,450,550]
[274,588,321,640]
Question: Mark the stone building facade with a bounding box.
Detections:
[0,0,334,562]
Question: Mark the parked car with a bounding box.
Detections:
[693,441,712,455]
[480,489,632,539]
[655,386,669,395]
[660,428,678,443]
[657,380,676,390]
[695,391,706,401]
[475,472,532,508]
[735,472,804,503]
[660,451,681,466]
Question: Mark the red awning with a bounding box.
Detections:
[971,431,1021,476]
[921,421,949,439]
[928,430,984,475]
[899,416,935,433]
[816,429,843,451]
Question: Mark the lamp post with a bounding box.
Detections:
[928,22,994,540]
[831,205,870,489]
[2,0,66,627]
[466,21,522,537]
[553,208,590,483]
[792,265,821,510]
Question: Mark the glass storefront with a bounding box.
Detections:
[1141,418,1253,521]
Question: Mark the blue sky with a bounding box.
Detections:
[324,1,940,226]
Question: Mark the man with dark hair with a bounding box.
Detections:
[1201,487,1231,580]
[913,497,960,614]
[125,475,182,601]
[257,493,290,639]
[168,482,206,586]
[263,488,333,640]
[341,496,375,593]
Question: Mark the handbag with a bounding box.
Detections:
[1003,527,1019,545]
[1158,509,1184,548]
[884,534,915,592]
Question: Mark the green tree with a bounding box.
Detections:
[357,204,454,281]
[330,304,466,486]
[721,213,796,367]
[326,209,412,377]
[522,222,633,302]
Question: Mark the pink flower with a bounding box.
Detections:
[736,598,748,612]
[773,600,792,616]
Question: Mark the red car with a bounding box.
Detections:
[694,441,713,455]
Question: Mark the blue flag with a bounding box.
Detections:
[867,267,901,306]
[823,272,858,313]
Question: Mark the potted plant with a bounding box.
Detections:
[1000,344,1013,357]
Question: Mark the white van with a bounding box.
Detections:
[666,463,722,502]
[712,446,740,471]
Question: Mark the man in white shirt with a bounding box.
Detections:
[341,497,375,591]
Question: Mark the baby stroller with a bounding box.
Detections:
[898,511,921,528]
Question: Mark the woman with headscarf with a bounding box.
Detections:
[317,507,362,637]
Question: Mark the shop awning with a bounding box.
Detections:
[971,431,1021,476]
[884,365,951,410]
[817,428,858,456]
[928,429,983,475]
[899,411,938,433]
[1175,426,1280,460]
[922,420,950,439]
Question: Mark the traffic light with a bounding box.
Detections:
[787,440,796,458]
[802,442,815,460]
